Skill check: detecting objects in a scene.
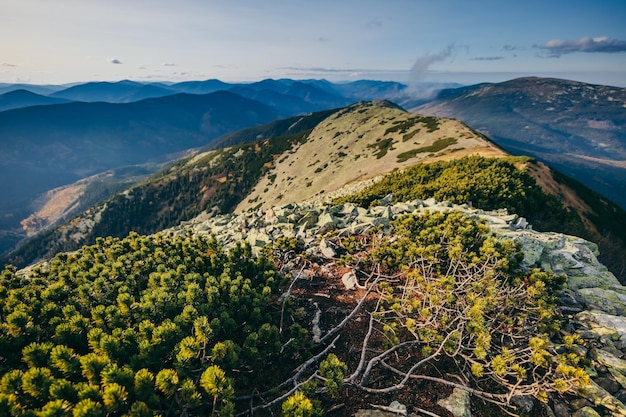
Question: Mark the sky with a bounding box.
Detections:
[1,0,626,87]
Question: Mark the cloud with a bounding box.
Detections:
[1,62,17,67]
[108,58,123,64]
[503,45,523,52]
[162,63,176,67]
[409,45,455,86]
[535,36,626,57]
[472,56,504,61]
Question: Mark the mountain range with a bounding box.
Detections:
[3,100,625,285]
[0,76,624,265]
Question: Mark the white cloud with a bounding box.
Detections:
[536,36,626,57]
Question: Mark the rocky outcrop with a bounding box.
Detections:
[173,198,626,416]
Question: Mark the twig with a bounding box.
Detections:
[235,335,341,402]
[370,403,408,416]
[317,273,381,345]
[415,408,442,417]
[280,264,306,334]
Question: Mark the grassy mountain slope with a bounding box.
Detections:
[236,100,506,212]
[413,77,626,209]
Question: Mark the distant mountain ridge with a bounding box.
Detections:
[50,80,175,103]
[414,77,626,209]
[0,89,72,112]
[0,78,421,111]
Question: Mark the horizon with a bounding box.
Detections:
[1,1,625,87]
[2,72,626,90]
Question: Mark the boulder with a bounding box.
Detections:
[577,288,626,315]
[573,406,602,417]
[317,212,336,231]
[437,388,471,417]
[342,271,358,290]
[319,239,336,258]
[577,380,626,416]
[577,311,626,342]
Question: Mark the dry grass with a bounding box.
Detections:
[236,104,506,213]
[20,175,107,236]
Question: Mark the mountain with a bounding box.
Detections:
[0,79,421,259]
[5,100,625,286]
[0,83,67,95]
[0,91,280,255]
[168,78,232,94]
[51,80,175,102]
[413,77,626,209]
[4,99,626,417]
[0,89,73,112]
[231,79,354,113]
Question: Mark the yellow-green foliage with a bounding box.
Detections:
[0,232,310,416]
[333,156,585,235]
[339,210,585,402]
[281,391,315,417]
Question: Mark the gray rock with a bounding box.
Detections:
[596,376,621,394]
[379,193,394,205]
[342,271,358,290]
[617,389,626,404]
[570,398,592,410]
[511,395,534,413]
[572,406,602,417]
[577,380,626,416]
[553,400,571,417]
[577,311,626,342]
[388,401,406,414]
[513,216,529,229]
[559,289,585,307]
[437,388,471,417]
[319,239,336,258]
[596,350,626,388]
[577,287,626,315]
[317,212,336,231]
[354,411,397,417]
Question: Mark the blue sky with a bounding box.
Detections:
[1,0,626,86]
